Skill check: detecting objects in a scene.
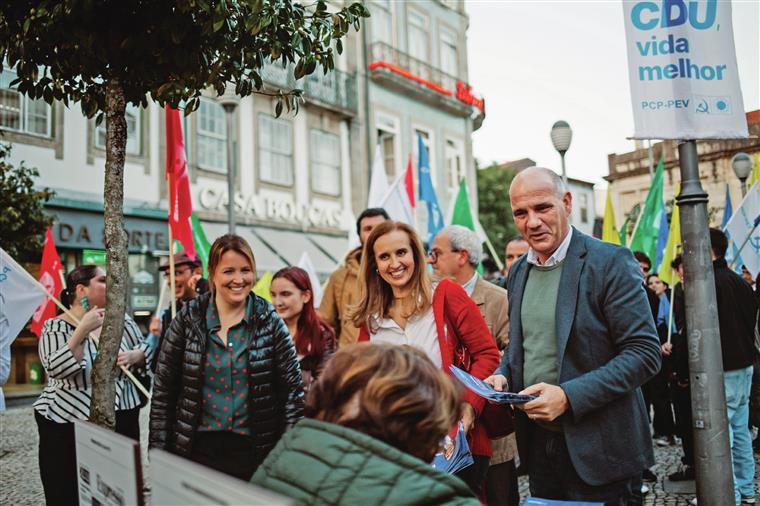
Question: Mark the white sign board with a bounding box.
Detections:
[74,420,143,506]
[623,0,748,139]
[149,449,295,505]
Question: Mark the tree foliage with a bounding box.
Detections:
[0,0,368,429]
[0,0,370,118]
[0,143,54,260]
[476,162,519,266]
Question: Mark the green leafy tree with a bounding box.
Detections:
[0,143,54,260]
[0,0,368,429]
[476,162,520,269]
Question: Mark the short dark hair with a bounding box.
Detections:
[670,254,682,270]
[506,235,528,246]
[709,228,728,259]
[633,251,651,268]
[356,208,390,235]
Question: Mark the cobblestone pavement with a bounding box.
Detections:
[2,404,758,505]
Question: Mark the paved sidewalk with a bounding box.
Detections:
[2,405,758,505]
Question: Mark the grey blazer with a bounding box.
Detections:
[496,229,660,486]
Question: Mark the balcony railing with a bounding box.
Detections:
[369,42,459,94]
[260,61,357,114]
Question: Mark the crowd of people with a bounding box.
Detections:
[30,166,759,506]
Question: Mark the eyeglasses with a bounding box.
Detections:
[427,249,459,262]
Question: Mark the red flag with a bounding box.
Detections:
[165,106,196,258]
[404,155,415,209]
[30,227,63,337]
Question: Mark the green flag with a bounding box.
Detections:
[450,179,483,274]
[619,217,630,246]
[451,178,476,231]
[629,156,664,262]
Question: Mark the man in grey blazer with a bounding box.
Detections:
[486,167,661,505]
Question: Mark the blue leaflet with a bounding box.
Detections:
[431,422,474,475]
[449,365,538,404]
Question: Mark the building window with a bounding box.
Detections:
[445,138,465,193]
[0,68,52,137]
[579,193,589,223]
[95,103,141,155]
[407,9,429,79]
[310,130,341,197]
[196,98,227,173]
[371,0,392,45]
[440,29,458,76]
[258,113,294,186]
[376,112,399,177]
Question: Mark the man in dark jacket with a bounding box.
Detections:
[709,228,757,505]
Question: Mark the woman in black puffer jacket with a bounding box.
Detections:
[149,234,304,480]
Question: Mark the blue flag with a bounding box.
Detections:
[721,184,733,228]
[654,206,669,272]
[417,133,444,244]
[721,185,742,272]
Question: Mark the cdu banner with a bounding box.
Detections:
[622,0,748,139]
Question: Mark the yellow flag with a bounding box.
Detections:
[253,271,273,301]
[659,185,681,286]
[602,190,621,245]
[748,153,760,189]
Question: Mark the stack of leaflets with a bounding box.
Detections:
[524,499,603,506]
[449,366,538,404]
[431,422,473,475]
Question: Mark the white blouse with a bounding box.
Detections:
[34,315,154,423]
[370,305,442,368]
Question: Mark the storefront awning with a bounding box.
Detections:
[202,222,288,274]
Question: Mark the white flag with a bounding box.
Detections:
[379,173,415,227]
[367,145,390,208]
[725,182,759,278]
[297,252,324,308]
[0,247,48,346]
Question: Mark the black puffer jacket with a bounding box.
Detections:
[149,292,304,464]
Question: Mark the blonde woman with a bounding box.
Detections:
[150,234,303,480]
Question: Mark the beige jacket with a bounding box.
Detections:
[317,247,362,348]
[471,276,518,465]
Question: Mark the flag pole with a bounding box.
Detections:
[26,273,151,400]
[155,282,167,317]
[483,234,505,272]
[167,185,177,318]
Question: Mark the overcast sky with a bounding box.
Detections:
[466,0,760,187]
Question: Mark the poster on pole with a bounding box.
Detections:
[74,419,144,506]
[149,448,296,505]
[622,0,748,139]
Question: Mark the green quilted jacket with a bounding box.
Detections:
[250,419,479,506]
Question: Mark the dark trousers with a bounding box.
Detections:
[115,407,141,441]
[190,431,257,481]
[35,411,79,506]
[486,459,519,506]
[454,455,490,498]
[671,383,695,467]
[642,369,675,437]
[527,425,632,506]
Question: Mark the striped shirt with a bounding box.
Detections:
[33,315,155,423]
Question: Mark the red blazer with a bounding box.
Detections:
[358,278,500,457]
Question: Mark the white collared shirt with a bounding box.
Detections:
[370,306,442,368]
[462,272,479,296]
[526,227,574,267]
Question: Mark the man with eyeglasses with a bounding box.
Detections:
[150,252,206,372]
[428,225,518,506]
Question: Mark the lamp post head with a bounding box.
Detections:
[218,83,240,112]
[731,152,752,181]
[551,120,572,154]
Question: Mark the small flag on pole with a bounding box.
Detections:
[253,271,274,302]
[380,173,415,226]
[0,247,48,346]
[417,133,445,244]
[166,106,196,259]
[629,156,664,262]
[30,228,64,337]
[367,145,390,209]
[658,185,681,286]
[602,191,621,245]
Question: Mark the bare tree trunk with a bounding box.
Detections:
[89,78,128,429]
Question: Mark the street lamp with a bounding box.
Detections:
[219,84,240,234]
[550,120,572,189]
[731,152,752,197]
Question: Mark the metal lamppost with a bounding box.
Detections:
[550,120,572,189]
[219,84,240,234]
[731,152,752,197]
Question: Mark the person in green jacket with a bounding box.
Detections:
[250,343,479,506]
